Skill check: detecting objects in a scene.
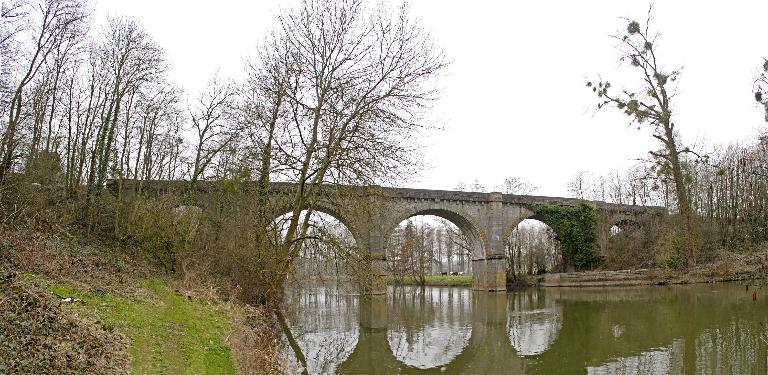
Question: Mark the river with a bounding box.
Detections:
[281,282,768,374]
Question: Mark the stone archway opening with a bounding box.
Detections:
[385,210,482,280]
[272,209,359,281]
[506,219,562,277]
[602,218,651,269]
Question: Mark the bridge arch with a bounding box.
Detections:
[505,217,562,275]
[270,204,365,249]
[383,206,485,260]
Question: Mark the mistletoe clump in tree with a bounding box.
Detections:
[587,10,698,266]
[755,59,768,122]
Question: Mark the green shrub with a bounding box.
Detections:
[663,253,682,270]
[125,198,185,273]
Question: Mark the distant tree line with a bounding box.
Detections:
[386,218,472,284]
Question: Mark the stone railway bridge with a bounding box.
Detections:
[111,180,664,292]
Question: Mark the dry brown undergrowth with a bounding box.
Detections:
[0,227,153,294]
[0,266,130,374]
[1,227,287,374]
[225,306,286,375]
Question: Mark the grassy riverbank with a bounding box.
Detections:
[0,228,281,374]
[47,277,235,374]
[387,275,473,287]
[12,274,237,374]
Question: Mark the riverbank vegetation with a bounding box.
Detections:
[0,227,282,374]
[1,0,445,372]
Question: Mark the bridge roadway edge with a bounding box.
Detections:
[106,179,665,294]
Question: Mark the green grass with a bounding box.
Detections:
[387,275,473,287]
[43,277,236,375]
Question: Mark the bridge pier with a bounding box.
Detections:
[473,192,507,292]
[361,254,388,295]
[472,257,507,291]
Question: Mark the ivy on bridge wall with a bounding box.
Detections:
[532,202,599,270]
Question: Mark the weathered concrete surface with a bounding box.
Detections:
[109,179,664,292]
[472,257,507,291]
[540,270,656,287]
[538,269,761,287]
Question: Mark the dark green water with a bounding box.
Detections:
[283,283,768,374]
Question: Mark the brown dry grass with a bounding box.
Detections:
[1,226,287,374]
[226,306,286,375]
[0,267,130,374]
[0,226,154,294]
[177,262,287,374]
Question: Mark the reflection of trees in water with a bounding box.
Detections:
[289,284,768,374]
[283,288,360,375]
[387,287,473,369]
[694,320,768,374]
[506,289,562,356]
[587,340,684,375]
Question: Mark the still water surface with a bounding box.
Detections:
[283,283,768,374]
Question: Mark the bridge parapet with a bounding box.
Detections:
[107,179,665,292]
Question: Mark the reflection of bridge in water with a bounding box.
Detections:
[285,285,768,374]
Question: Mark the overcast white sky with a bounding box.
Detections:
[94,0,768,197]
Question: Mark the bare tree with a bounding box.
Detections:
[0,0,88,181]
[497,176,538,195]
[246,0,447,301]
[132,82,182,181]
[468,179,486,192]
[507,222,561,276]
[85,15,167,198]
[436,217,471,272]
[755,58,768,122]
[0,0,27,47]
[588,9,697,265]
[1,0,29,119]
[241,42,291,210]
[189,74,236,187]
[567,170,591,200]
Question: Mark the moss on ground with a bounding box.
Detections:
[35,276,236,375]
